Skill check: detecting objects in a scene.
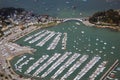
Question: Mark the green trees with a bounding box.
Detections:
[0,28,3,37]
[89,9,120,26]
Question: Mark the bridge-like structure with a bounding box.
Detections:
[52,17,88,23]
[62,18,83,22]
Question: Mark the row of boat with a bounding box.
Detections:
[14,56,27,70]
[62,33,67,50]
[47,33,62,50]
[36,31,56,47]
[24,55,49,74]
[29,30,50,44]
[41,52,72,78]
[14,53,109,80]
[51,53,80,79]
[15,57,34,72]
[24,30,68,50]
[60,55,89,80]
[24,30,45,42]
[32,53,61,77]
[74,56,101,80]
[89,61,107,80]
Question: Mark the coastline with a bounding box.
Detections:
[96,25,120,31]
[82,20,120,31]
[88,9,120,31]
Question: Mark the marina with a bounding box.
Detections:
[11,20,120,80]
[0,0,120,80]
[11,51,119,80]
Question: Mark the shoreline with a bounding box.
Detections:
[82,20,120,31]
[96,25,120,31]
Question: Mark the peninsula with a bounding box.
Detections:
[89,9,120,31]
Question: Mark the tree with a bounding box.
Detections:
[89,9,120,26]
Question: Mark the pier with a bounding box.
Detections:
[100,59,119,80]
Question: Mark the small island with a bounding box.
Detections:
[89,9,120,31]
